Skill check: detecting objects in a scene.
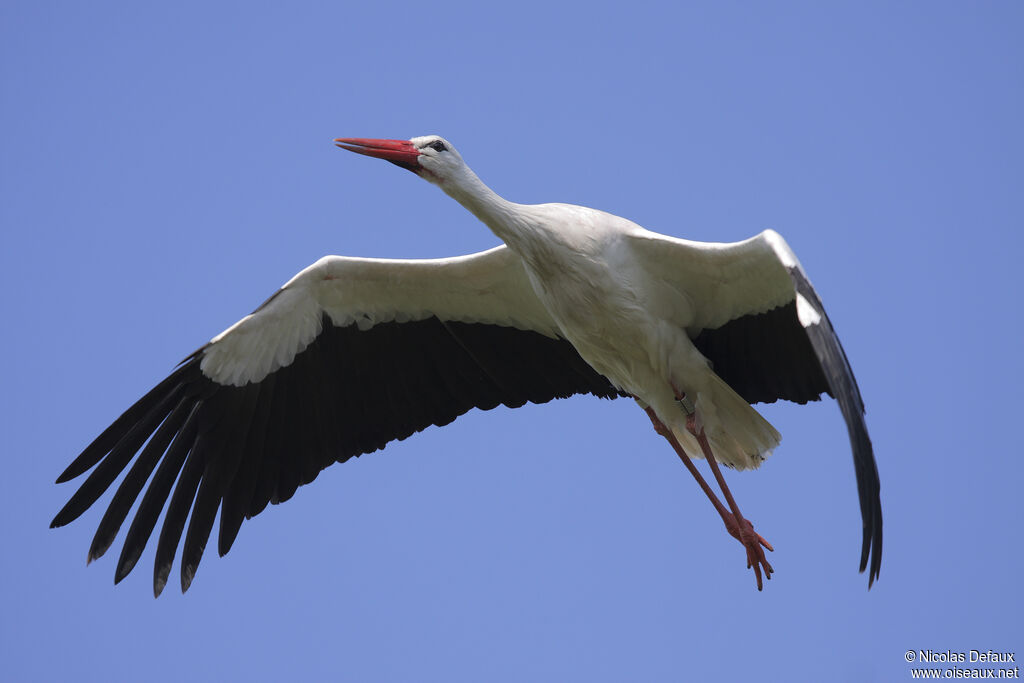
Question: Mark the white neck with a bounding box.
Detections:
[437,165,536,250]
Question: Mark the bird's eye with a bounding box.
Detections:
[429,140,447,153]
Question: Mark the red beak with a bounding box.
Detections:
[334,138,421,172]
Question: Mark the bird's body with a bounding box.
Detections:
[468,197,779,470]
[53,135,882,595]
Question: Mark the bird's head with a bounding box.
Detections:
[334,135,466,188]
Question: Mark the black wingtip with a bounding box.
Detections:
[55,454,98,485]
[50,501,80,529]
[181,563,196,594]
[153,565,170,598]
[88,532,115,565]
[866,506,883,589]
[786,264,883,591]
[115,545,143,586]
[856,477,883,589]
[218,516,242,557]
[54,362,195,489]
[860,533,870,574]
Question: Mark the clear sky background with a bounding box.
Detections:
[3,2,1022,681]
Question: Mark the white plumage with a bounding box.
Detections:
[52,135,881,596]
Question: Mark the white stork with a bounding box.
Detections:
[52,135,882,596]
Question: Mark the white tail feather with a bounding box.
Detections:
[675,373,781,471]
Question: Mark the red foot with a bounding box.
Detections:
[722,513,774,590]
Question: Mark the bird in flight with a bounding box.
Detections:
[52,135,882,596]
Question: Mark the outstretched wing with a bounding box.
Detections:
[52,246,621,596]
[627,228,882,586]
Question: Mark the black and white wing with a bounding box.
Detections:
[51,246,621,596]
[627,228,882,586]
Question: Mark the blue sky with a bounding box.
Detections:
[3,2,1022,681]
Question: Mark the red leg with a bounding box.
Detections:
[642,406,733,522]
[682,408,774,590]
[642,396,774,590]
